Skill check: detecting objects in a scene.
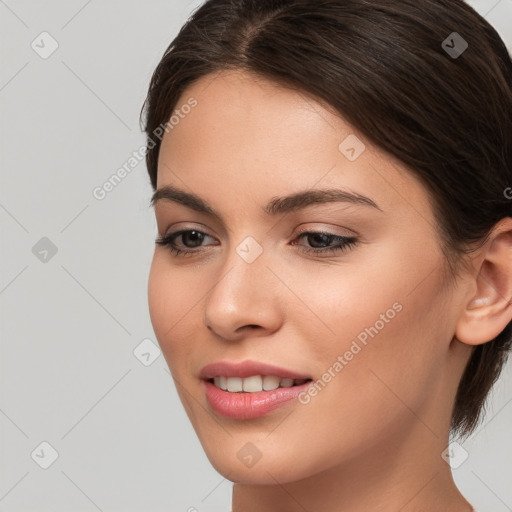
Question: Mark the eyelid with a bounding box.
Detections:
[159,221,360,245]
[154,206,231,238]
[155,204,362,233]
[293,223,359,239]
[160,222,216,238]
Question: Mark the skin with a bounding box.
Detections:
[147,69,512,512]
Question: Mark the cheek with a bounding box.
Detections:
[148,255,172,340]
[275,277,450,476]
[289,243,451,409]
[147,254,202,368]
[320,271,449,419]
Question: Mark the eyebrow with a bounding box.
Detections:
[150,184,382,221]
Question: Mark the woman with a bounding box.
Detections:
[140,1,512,510]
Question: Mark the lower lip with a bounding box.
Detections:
[202,379,312,419]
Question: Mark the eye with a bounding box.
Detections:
[155,229,217,257]
[290,231,358,256]
[155,229,358,258]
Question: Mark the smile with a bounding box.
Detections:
[210,375,311,393]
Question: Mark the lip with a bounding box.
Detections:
[202,379,313,419]
[199,359,312,380]
[199,360,313,420]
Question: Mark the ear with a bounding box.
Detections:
[455,218,512,346]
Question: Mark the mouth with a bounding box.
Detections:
[202,376,314,419]
[206,375,313,393]
[199,360,314,418]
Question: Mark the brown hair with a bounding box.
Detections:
[140,0,512,439]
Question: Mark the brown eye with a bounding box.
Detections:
[291,231,358,255]
[155,229,217,256]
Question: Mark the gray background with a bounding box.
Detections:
[0,1,511,511]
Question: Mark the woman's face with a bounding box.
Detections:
[148,69,472,484]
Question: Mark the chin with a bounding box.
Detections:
[196,436,326,485]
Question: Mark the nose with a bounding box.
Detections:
[203,243,284,341]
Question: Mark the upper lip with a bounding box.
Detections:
[200,360,312,380]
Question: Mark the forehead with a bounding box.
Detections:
[156,69,434,224]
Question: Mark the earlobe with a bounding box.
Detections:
[455,218,512,346]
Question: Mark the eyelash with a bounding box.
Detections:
[154,229,358,257]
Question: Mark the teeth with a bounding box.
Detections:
[263,375,280,390]
[226,377,243,392]
[243,375,262,392]
[212,375,309,393]
[280,378,294,388]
